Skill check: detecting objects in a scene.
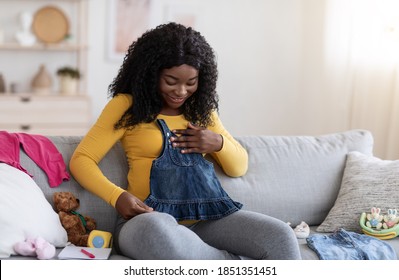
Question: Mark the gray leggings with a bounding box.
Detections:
[114,210,301,260]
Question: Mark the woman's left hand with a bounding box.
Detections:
[170,122,223,154]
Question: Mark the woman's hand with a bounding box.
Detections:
[115,191,153,220]
[170,122,223,154]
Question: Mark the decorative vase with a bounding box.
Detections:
[31,64,52,95]
[15,11,35,46]
[0,73,5,93]
[59,76,78,95]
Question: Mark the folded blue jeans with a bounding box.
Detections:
[306,228,397,260]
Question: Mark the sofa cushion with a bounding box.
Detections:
[210,130,373,227]
[317,151,399,233]
[0,163,68,258]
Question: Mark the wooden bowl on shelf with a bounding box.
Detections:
[32,6,69,44]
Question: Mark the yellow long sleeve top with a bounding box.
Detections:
[69,94,248,208]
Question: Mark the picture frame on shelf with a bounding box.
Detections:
[107,0,155,62]
[106,0,200,62]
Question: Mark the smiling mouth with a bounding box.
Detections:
[172,96,184,101]
[165,93,186,103]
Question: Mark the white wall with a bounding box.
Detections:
[86,0,120,124]
[1,0,396,156]
[0,0,352,137]
[0,0,360,135]
[87,0,344,137]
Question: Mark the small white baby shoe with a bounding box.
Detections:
[294,221,310,239]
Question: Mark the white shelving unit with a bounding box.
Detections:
[0,0,90,136]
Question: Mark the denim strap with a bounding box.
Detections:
[157,119,172,150]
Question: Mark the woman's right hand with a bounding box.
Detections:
[115,191,153,220]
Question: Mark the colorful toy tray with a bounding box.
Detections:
[359,212,399,240]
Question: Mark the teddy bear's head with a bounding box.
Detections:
[53,192,80,213]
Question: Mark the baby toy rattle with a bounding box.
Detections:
[88,230,113,248]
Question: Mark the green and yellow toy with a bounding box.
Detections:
[359,208,399,240]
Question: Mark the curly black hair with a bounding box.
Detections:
[108,22,219,129]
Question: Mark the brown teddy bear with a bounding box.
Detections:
[53,192,96,247]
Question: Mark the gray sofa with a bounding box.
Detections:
[6,129,399,259]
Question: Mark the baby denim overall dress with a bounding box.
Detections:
[144,119,243,221]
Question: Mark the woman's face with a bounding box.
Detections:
[159,64,199,115]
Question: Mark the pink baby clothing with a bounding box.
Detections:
[0,131,70,187]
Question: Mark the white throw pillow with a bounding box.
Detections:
[0,163,67,258]
[317,151,399,233]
